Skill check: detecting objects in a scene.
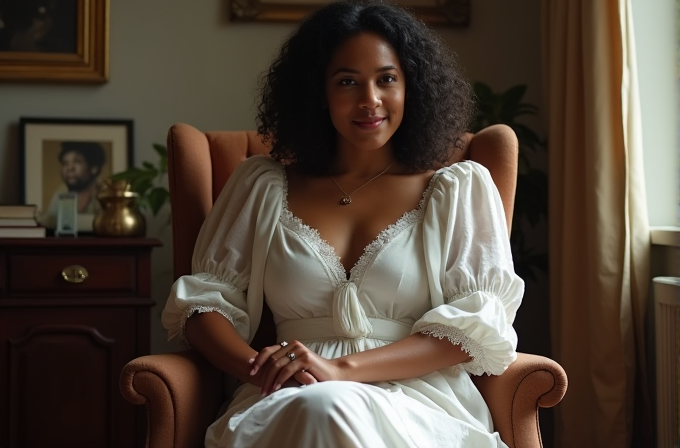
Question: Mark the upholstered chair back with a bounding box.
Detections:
[167,122,519,281]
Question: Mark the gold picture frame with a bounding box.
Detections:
[0,0,109,83]
[230,0,470,27]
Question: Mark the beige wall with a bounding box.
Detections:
[0,0,543,354]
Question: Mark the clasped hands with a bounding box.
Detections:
[248,340,343,396]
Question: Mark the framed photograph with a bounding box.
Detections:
[20,117,133,233]
[0,0,109,83]
[230,0,470,27]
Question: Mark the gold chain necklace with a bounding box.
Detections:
[330,162,394,205]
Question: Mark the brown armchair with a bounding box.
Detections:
[120,123,568,448]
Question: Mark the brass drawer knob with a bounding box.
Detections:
[61,265,89,283]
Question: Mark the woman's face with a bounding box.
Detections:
[325,32,405,154]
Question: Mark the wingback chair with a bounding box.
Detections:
[120,123,568,448]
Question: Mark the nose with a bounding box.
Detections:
[359,83,381,109]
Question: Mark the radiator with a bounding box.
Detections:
[655,276,680,448]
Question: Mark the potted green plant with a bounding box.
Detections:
[110,143,170,218]
[470,82,548,281]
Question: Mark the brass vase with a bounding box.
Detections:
[92,179,146,237]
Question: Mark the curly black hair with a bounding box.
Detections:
[59,141,106,170]
[257,0,474,174]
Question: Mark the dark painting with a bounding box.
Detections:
[0,0,77,53]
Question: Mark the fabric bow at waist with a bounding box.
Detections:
[276,282,412,342]
[333,281,372,337]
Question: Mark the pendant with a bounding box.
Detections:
[339,196,352,205]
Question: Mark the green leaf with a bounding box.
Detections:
[147,187,169,216]
[153,143,167,158]
[141,161,157,172]
[473,82,495,101]
[130,177,154,196]
[158,157,167,175]
[500,84,527,106]
[513,104,539,116]
[108,141,171,219]
[498,86,534,123]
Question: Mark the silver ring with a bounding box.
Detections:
[280,341,288,347]
[287,352,296,361]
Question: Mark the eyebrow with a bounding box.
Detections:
[331,65,398,76]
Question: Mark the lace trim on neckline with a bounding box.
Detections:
[280,208,347,284]
[279,169,443,286]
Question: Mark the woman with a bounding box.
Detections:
[162,1,524,447]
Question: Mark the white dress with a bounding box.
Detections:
[162,155,524,448]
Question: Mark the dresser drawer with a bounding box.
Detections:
[6,254,137,297]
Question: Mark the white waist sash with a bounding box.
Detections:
[276,317,413,343]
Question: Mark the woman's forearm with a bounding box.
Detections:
[184,312,260,385]
[186,313,473,388]
[335,333,472,383]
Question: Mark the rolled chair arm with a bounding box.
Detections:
[120,350,223,448]
[472,352,568,448]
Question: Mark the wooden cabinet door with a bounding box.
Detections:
[0,307,146,448]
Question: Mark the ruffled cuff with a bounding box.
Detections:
[412,291,517,376]
[418,323,492,376]
[178,305,237,345]
[161,273,250,343]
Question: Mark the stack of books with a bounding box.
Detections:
[0,204,46,238]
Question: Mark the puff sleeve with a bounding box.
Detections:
[413,161,524,376]
[161,156,284,344]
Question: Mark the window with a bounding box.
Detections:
[632,0,679,227]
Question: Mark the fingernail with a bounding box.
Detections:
[273,384,281,392]
[250,367,257,376]
[248,358,255,364]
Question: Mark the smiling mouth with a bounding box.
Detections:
[353,118,384,129]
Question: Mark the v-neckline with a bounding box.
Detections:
[280,168,442,285]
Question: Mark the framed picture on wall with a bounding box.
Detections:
[0,0,109,83]
[229,0,470,26]
[19,117,133,232]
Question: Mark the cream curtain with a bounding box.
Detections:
[542,1,652,447]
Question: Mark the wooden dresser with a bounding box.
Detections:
[0,237,161,448]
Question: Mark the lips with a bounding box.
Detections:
[352,117,385,129]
